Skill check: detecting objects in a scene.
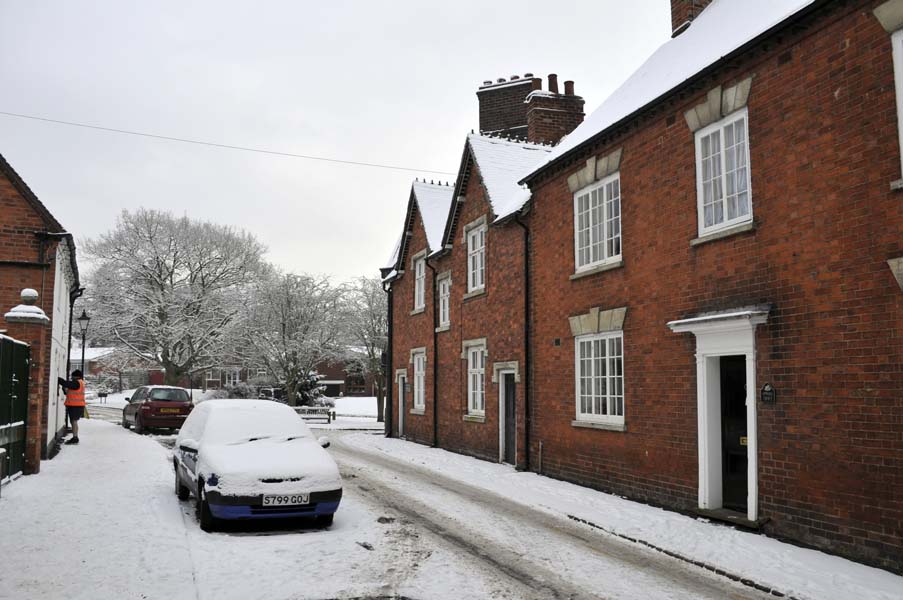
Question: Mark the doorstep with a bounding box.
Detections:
[695,507,770,530]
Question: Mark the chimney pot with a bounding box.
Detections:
[531,78,542,91]
[564,80,575,96]
[548,74,559,94]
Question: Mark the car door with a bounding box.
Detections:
[126,388,146,423]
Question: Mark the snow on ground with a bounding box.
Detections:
[0,420,496,600]
[332,395,379,417]
[310,396,384,431]
[85,387,134,409]
[340,434,903,600]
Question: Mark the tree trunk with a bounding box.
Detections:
[164,364,187,386]
[285,381,298,407]
[376,380,385,423]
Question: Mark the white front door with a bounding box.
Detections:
[668,309,768,522]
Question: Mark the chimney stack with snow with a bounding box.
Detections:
[525,74,585,146]
[476,73,540,140]
[670,0,713,35]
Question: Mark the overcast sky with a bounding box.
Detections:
[0,1,670,281]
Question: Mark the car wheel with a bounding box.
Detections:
[121,412,130,429]
[174,463,190,500]
[134,416,144,434]
[197,482,215,532]
[315,514,334,528]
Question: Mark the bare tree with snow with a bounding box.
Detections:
[85,209,265,385]
[343,276,388,422]
[243,270,344,406]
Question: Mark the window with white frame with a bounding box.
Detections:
[695,108,752,235]
[413,256,426,310]
[412,350,426,410]
[574,173,621,271]
[225,368,241,387]
[575,332,624,424]
[467,224,486,292]
[892,29,903,177]
[438,277,451,327]
[466,343,486,415]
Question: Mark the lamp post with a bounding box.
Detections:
[77,310,91,374]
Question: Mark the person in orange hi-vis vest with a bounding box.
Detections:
[58,369,86,445]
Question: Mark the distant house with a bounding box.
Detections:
[68,346,115,375]
[0,152,80,476]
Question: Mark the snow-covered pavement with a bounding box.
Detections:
[337,434,903,600]
[2,419,898,600]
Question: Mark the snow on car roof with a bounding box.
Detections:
[522,0,818,181]
[200,400,310,443]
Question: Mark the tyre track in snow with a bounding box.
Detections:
[331,439,769,600]
[338,456,582,600]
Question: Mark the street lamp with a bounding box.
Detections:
[77,310,91,373]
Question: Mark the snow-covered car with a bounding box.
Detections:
[121,385,193,433]
[173,399,342,532]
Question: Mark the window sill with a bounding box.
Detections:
[463,288,486,301]
[409,408,425,416]
[463,414,486,423]
[571,419,626,432]
[570,259,624,281]
[690,221,755,247]
[410,307,425,316]
[891,179,903,191]
[435,324,450,333]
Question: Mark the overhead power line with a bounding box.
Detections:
[0,110,456,176]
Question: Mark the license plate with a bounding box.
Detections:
[159,408,181,414]
[262,494,309,506]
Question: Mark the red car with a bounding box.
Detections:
[122,386,193,433]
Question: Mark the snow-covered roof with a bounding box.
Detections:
[69,347,116,362]
[522,0,818,181]
[467,133,550,222]
[412,180,454,253]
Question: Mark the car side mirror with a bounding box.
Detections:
[318,436,330,449]
[179,439,199,453]
[125,397,130,402]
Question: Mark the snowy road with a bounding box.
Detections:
[330,437,768,600]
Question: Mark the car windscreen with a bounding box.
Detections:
[202,407,310,444]
[148,389,190,402]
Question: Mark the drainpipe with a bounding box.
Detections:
[426,260,439,448]
[382,280,394,438]
[513,214,532,472]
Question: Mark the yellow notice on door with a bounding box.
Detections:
[740,436,748,446]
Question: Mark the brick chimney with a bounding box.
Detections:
[476,73,540,140]
[671,0,714,35]
[525,74,585,145]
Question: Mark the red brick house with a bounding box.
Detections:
[0,153,81,475]
[384,0,903,572]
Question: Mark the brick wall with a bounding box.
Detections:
[390,207,437,447]
[526,0,903,571]
[477,77,537,138]
[526,90,585,145]
[0,163,68,471]
[670,0,714,31]
[433,171,527,464]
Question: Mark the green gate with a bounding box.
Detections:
[0,336,29,482]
